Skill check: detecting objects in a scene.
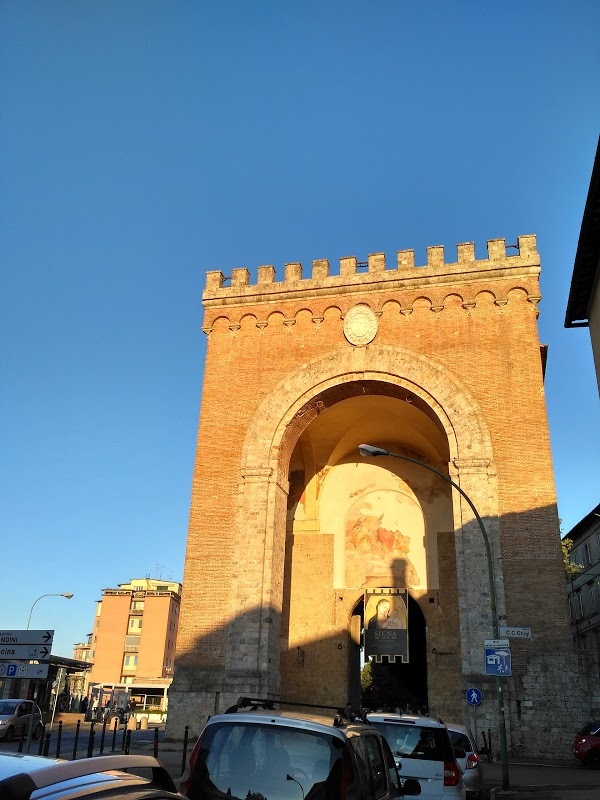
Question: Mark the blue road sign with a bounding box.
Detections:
[466,687,482,705]
[6,664,17,677]
[484,646,511,676]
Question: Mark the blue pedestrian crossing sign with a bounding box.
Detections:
[484,645,512,676]
[466,687,482,705]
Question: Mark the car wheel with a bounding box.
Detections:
[32,723,43,740]
[584,750,600,769]
[3,725,15,742]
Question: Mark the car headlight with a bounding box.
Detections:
[0,720,6,726]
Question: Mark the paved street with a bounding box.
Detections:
[2,723,600,799]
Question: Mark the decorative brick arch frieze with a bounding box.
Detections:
[226,344,504,682]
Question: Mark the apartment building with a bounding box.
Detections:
[70,636,93,703]
[84,578,182,710]
[567,503,600,652]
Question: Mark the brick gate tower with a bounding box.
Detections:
[167,236,597,758]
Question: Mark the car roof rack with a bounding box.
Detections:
[0,754,176,800]
[224,696,370,726]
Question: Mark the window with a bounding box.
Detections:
[123,654,138,669]
[362,735,388,799]
[575,592,584,619]
[591,585,598,614]
[582,542,592,567]
[128,617,142,631]
[192,721,343,800]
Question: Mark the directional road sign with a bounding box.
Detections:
[498,625,532,639]
[0,663,49,679]
[484,645,511,676]
[466,687,482,705]
[0,644,52,660]
[0,630,54,646]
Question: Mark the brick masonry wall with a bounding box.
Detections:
[166,238,595,757]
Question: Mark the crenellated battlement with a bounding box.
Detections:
[203,235,539,306]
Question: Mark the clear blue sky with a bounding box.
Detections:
[1,2,599,659]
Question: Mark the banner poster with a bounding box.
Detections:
[364,588,409,663]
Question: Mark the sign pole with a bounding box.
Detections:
[25,682,38,754]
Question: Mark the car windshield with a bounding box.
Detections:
[0,702,19,715]
[369,722,450,762]
[578,722,600,736]
[188,721,344,800]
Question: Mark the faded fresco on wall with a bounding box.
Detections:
[344,489,425,588]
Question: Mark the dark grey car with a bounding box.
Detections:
[0,700,42,742]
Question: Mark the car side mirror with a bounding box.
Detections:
[454,746,466,759]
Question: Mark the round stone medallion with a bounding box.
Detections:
[343,304,378,346]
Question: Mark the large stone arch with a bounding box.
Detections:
[241,344,494,473]
[225,344,504,696]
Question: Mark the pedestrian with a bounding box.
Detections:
[80,696,88,716]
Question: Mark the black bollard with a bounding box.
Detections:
[111,717,118,752]
[72,720,81,760]
[87,722,96,758]
[153,727,159,758]
[181,725,189,776]
[56,721,63,758]
[37,725,46,755]
[99,719,107,754]
[124,728,131,755]
[43,731,51,757]
[17,726,25,753]
[121,721,127,751]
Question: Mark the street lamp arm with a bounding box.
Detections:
[26,593,74,629]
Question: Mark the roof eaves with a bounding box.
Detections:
[565,135,600,327]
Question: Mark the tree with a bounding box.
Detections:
[360,661,373,693]
[562,537,583,578]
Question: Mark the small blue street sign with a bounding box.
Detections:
[466,687,482,705]
[6,664,17,677]
[484,646,511,676]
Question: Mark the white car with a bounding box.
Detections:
[446,723,483,800]
[0,752,183,799]
[367,713,466,799]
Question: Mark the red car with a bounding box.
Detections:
[573,721,600,768]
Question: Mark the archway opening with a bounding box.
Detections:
[279,382,457,711]
[351,595,428,713]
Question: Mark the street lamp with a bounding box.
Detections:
[26,593,74,629]
[358,443,510,791]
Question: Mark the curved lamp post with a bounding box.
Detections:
[358,444,510,791]
[26,593,74,629]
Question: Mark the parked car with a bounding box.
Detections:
[573,721,600,768]
[0,699,43,742]
[367,712,466,799]
[0,752,183,799]
[446,724,483,799]
[180,697,422,799]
